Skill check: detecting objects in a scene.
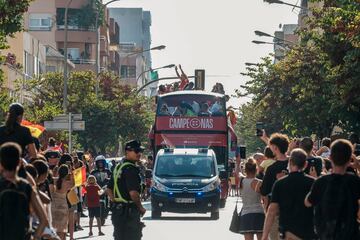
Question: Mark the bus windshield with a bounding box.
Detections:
[157,94,226,117]
[155,155,216,178]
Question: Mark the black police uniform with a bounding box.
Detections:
[108,159,143,240]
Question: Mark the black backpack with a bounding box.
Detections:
[314,175,359,240]
[0,178,30,240]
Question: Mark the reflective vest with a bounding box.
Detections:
[113,162,136,203]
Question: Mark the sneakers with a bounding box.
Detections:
[99,231,105,236]
[89,231,93,236]
[43,226,60,240]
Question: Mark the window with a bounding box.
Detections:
[29,14,52,30]
[121,65,136,78]
[46,66,56,72]
[34,56,39,76]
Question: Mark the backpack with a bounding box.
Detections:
[314,175,358,240]
[0,178,30,240]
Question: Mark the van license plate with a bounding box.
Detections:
[175,198,195,203]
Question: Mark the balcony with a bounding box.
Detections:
[29,26,52,31]
[71,59,95,65]
[55,0,89,9]
[100,36,109,56]
[70,59,96,72]
[56,26,96,43]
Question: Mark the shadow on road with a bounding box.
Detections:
[143,216,214,221]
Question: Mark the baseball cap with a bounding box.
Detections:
[125,140,145,152]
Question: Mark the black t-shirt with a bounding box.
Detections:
[304,156,323,177]
[307,173,360,206]
[260,159,288,197]
[108,160,141,202]
[307,173,360,239]
[0,124,34,156]
[271,172,316,239]
[0,177,32,222]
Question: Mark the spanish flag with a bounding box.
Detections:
[73,166,87,187]
[21,120,45,138]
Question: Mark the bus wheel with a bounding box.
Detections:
[219,199,226,208]
[151,210,161,219]
[210,211,219,220]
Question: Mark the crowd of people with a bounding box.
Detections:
[0,103,154,240]
[231,131,360,240]
[157,64,227,97]
[1,101,360,240]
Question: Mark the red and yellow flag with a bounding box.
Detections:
[21,120,45,138]
[73,166,87,187]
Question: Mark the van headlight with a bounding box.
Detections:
[153,179,168,192]
[202,180,220,192]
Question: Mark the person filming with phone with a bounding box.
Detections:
[299,137,323,178]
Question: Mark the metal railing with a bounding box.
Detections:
[57,25,96,32]
[29,26,52,31]
[71,59,96,64]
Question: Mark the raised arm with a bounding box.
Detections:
[175,65,181,78]
[179,64,188,78]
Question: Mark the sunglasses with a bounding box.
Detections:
[129,148,143,154]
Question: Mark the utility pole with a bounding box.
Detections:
[95,3,100,96]
[63,0,73,113]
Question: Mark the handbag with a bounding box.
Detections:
[229,197,241,233]
[67,188,79,205]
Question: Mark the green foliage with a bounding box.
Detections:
[234,103,265,154]
[236,1,360,142]
[56,0,105,29]
[24,71,154,154]
[0,0,32,99]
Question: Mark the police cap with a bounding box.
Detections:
[125,140,145,152]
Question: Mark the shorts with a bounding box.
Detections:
[88,207,101,218]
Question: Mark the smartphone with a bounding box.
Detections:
[238,145,246,159]
[256,122,264,136]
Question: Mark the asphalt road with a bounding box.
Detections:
[74,196,245,240]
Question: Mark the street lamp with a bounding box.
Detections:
[263,0,308,10]
[125,45,166,57]
[136,64,175,85]
[252,40,274,45]
[63,0,73,113]
[254,30,295,45]
[252,40,291,50]
[245,62,260,67]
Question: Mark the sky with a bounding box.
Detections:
[105,0,300,108]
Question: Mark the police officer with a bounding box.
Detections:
[107,140,146,240]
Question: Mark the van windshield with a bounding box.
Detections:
[155,155,216,178]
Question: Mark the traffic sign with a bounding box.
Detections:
[195,69,205,90]
[53,113,82,121]
[44,121,85,131]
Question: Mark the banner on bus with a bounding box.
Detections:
[155,134,227,147]
[156,116,227,131]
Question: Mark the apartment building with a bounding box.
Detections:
[109,18,121,76]
[25,0,114,73]
[298,0,324,28]
[273,24,298,62]
[1,32,47,101]
[109,8,154,94]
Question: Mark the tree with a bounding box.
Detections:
[0,0,32,115]
[24,71,154,154]
[235,1,360,141]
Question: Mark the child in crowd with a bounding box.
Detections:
[85,175,104,236]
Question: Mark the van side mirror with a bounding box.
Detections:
[219,170,228,179]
